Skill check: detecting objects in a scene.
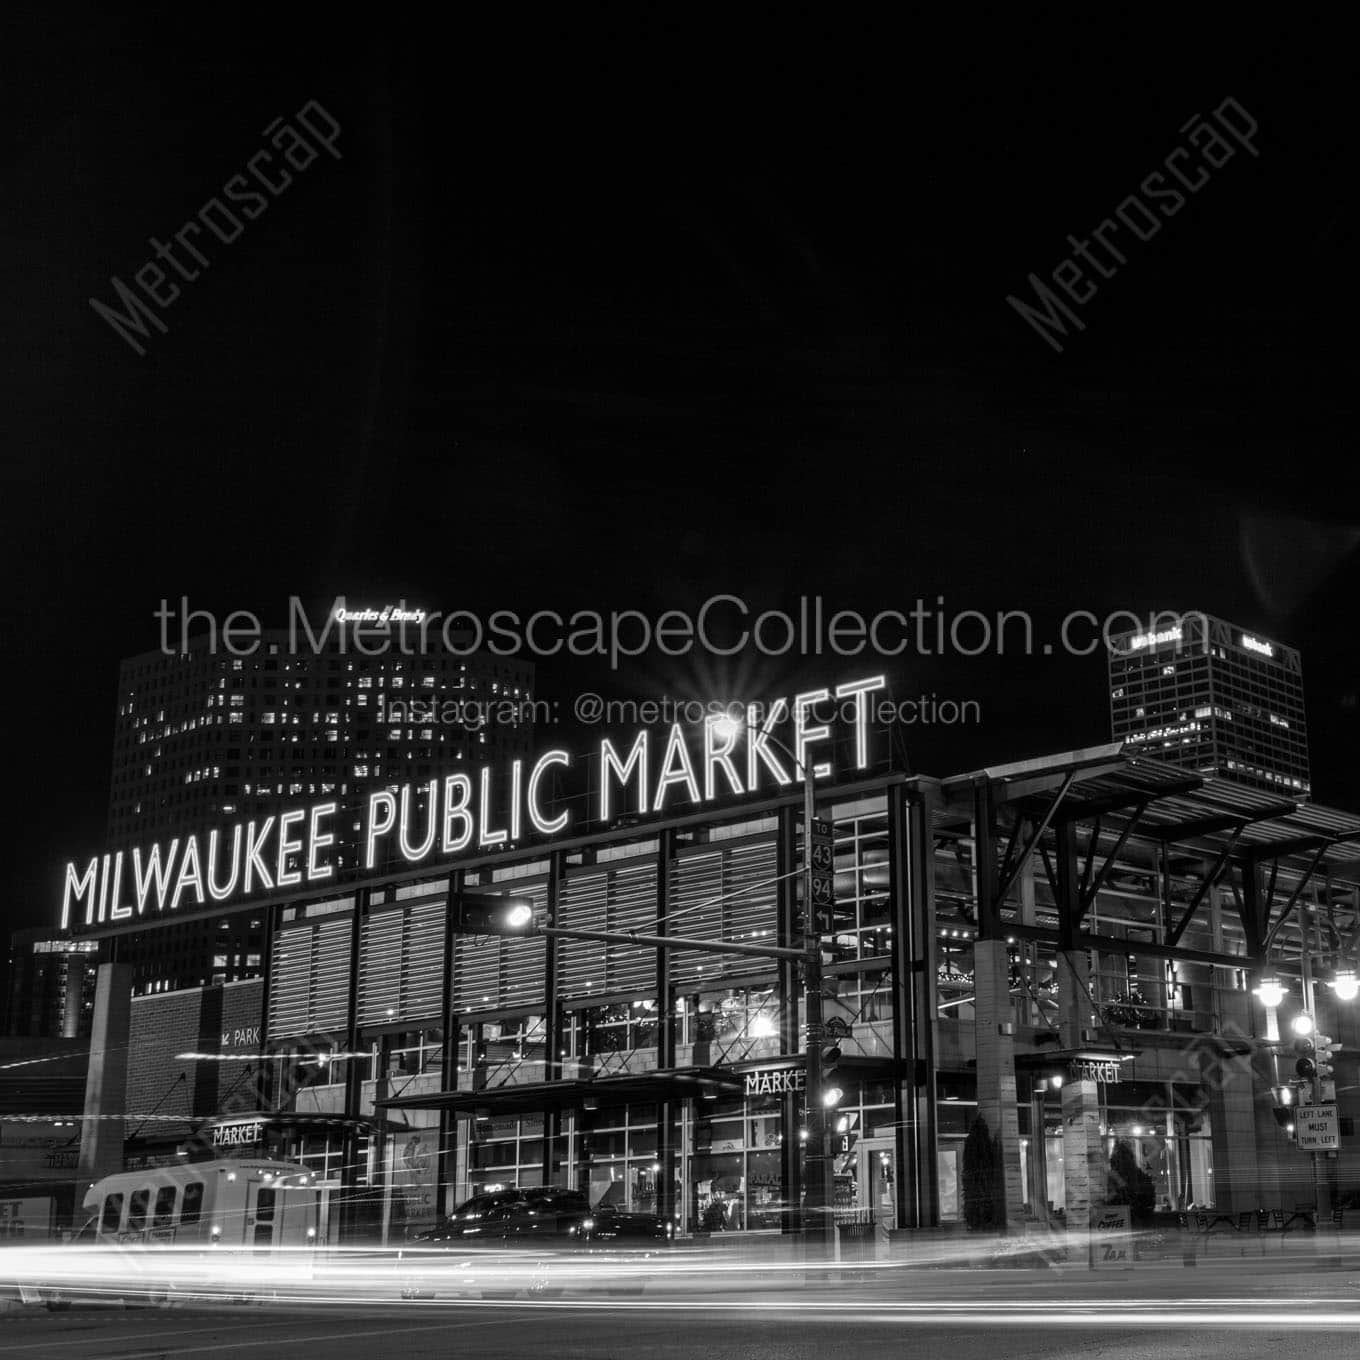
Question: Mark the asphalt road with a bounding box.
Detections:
[5,1265,1359,1360]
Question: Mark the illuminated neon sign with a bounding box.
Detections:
[1127,626,1182,651]
[332,604,427,625]
[60,676,888,929]
[1241,633,1275,658]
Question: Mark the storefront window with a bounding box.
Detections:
[567,1001,661,1076]
[455,1015,547,1090]
[580,1104,664,1213]
[468,1114,546,1194]
[828,801,892,963]
[822,968,894,1060]
[678,985,783,1067]
[383,1028,443,1077]
[1101,1081,1214,1210]
[688,1094,783,1232]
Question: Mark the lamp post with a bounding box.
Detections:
[1253,916,1354,1221]
[713,713,837,1252]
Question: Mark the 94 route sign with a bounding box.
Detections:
[807,818,835,934]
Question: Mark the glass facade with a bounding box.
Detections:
[90,755,1356,1246]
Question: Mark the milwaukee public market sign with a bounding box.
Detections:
[61,676,886,931]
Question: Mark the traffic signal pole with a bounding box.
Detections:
[1299,948,1334,1221]
[801,763,836,1254]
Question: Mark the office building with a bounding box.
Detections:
[104,604,535,995]
[4,928,100,1039]
[1107,611,1309,796]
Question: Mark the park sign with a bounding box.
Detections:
[61,676,887,932]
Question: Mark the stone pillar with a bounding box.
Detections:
[1060,1077,1105,1232]
[1058,949,1096,1049]
[1207,1048,1264,1213]
[77,962,134,1185]
[974,938,1024,1224]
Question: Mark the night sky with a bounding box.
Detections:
[5,14,1357,939]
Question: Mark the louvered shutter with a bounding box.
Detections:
[669,836,777,985]
[557,861,658,1000]
[450,881,548,1013]
[267,914,353,1038]
[357,894,446,1026]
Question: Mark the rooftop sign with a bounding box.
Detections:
[1127,626,1182,651]
[61,676,887,931]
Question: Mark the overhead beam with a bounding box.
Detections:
[1167,829,1244,947]
[1079,815,1103,905]
[1236,834,1332,862]
[1150,801,1298,843]
[993,772,1076,912]
[1080,803,1149,920]
[1262,845,1329,954]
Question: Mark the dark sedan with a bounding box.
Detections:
[413,1186,672,1248]
[400,1187,671,1298]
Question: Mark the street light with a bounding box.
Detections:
[1252,972,1286,1009]
[1330,966,1360,1002]
[1253,937,1355,1221]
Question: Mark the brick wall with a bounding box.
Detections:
[126,980,263,1140]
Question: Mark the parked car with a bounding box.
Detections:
[401,1186,671,1298]
[415,1186,671,1247]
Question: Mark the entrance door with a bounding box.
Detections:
[858,1139,897,1232]
[246,1182,278,1251]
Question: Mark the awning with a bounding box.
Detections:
[376,1066,744,1117]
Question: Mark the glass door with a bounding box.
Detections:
[247,1182,278,1251]
[858,1139,897,1231]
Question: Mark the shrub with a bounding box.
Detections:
[962,1116,1002,1229]
[1107,1138,1156,1225]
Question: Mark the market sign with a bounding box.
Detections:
[1069,1059,1123,1084]
[744,1067,806,1097]
[1295,1104,1340,1151]
[211,1119,265,1150]
[61,674,887,931]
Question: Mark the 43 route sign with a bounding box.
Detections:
[807,818,835,934]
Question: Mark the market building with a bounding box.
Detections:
[56,681,1360,1243]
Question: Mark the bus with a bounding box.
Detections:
[79,1159,321,1250]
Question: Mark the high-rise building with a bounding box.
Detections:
[4,928,100,1038]
[1106,610,1309,796]
[104,604,535,994]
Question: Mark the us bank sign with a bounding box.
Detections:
[61,676,887,930]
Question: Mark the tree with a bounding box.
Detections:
[1107,1138,1156,1224]
[962,1116,1002,1229]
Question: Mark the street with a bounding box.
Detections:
[5,1261,1359,1360]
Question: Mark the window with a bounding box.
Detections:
[181,1181,205,1225]
[128,1187,150,1231]
[101,1192,124,1233]
[153,1186,177,1227]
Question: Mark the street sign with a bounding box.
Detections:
[807,818,835,934]
[1296,1103,1340,1151]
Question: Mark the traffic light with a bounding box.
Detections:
[454,893,538,936]
[1314,1033,1339,1080]
[820,1042,844,1108]
[1293,1035,1317,1080]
